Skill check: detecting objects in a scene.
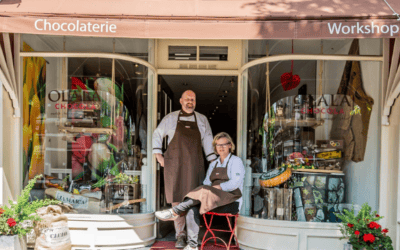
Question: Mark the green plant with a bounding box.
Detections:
[0,175,61,237]
[113,173,138,184]
[335,203,393,250]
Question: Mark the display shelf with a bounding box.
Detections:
[292,169,343,174]
[58,126,113,135]
[272,118,324,128]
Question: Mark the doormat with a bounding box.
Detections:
[150,240,239,249]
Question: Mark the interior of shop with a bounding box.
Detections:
[19,35,383,244]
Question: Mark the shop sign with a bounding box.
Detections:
[34,19,117,33]
[55,191,89,209]
[300,94,354,117]
[48,90,102,110]
[327,22,399,37]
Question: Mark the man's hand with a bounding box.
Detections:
[155,153,165,167]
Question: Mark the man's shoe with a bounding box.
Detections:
[175,236,187,249]
[182,244,197,250]
[155,209,179,221]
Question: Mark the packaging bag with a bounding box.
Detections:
[34,205,71,250]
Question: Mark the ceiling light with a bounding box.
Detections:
[216,106,218,109]
[212,113,214,115]
[220,99,222,102]
[224,90,229,94]
[209,117,212,120]
[230,77,235,88]
[135,64,139,67]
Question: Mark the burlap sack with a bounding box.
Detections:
[34,205,71,250]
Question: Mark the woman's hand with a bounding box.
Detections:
[213,184,222,190]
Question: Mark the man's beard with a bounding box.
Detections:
[186,104,194,110]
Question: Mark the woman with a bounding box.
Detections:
[155,132,245,250]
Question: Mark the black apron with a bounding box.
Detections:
[164,110,205,203]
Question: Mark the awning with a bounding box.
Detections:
[0,0,400,39]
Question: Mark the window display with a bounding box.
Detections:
[23,43,150,214]
[247,39,381,223]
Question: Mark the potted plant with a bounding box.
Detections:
[0,175,61,250]
[335,203,393,250]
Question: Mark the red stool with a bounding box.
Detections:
[201,212,239,250]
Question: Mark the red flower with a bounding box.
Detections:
[347,223,354,228]
[363,233,375,243]
[375,214,380,217]
[368,222,381,229]
[354,231,360,236]
[7,218,16,227]
[0,208,4,215]
[382,229,389,233]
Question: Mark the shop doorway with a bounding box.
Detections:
[156,74,238,239]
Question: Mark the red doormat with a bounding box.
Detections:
[150,241,236,250]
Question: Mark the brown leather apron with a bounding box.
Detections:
[334,39,374,162]
[184,155,242,214]
[164,110,205,203]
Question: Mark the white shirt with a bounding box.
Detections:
[152,110,217,162]
[203,153,245,210]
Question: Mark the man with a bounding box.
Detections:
[153,90,217,248]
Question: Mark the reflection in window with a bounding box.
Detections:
[246,53,380,223]
[23,54,149,214]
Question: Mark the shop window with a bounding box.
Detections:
[247,39,382,61]
[20,35,149,61]
[246,49,381,223]
[22,51,150,214]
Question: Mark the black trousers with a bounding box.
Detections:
[173,199,239,248]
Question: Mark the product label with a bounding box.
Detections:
[56,191,89,209]
[42,226,70,245]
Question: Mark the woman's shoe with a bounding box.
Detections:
[183,245,198,250]
[155,209,179,221]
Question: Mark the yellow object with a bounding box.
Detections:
[316,151,342,159]
[73,189,80,195]
[30,94,41,134]
[259,167,292,188]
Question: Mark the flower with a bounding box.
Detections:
[347,223,354,228]
[0,208,4,215]
[7,218,16,227]
[354,231,360,236]
[363,233,375,243]
[368,222,381,229]
[375,214,380,217]
[382,229,389,233]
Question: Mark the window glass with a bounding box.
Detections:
[248,39,382,62]
[246,52,381,222]
[22,51,150,214]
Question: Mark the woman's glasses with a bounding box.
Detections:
[216,143,231,148]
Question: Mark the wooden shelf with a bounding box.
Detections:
[272,118,324,128]
[292,169,343,174]
[59,126,113,135]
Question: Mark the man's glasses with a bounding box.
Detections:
[216,143,231,148]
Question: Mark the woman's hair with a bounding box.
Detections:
[212,132,235,154]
